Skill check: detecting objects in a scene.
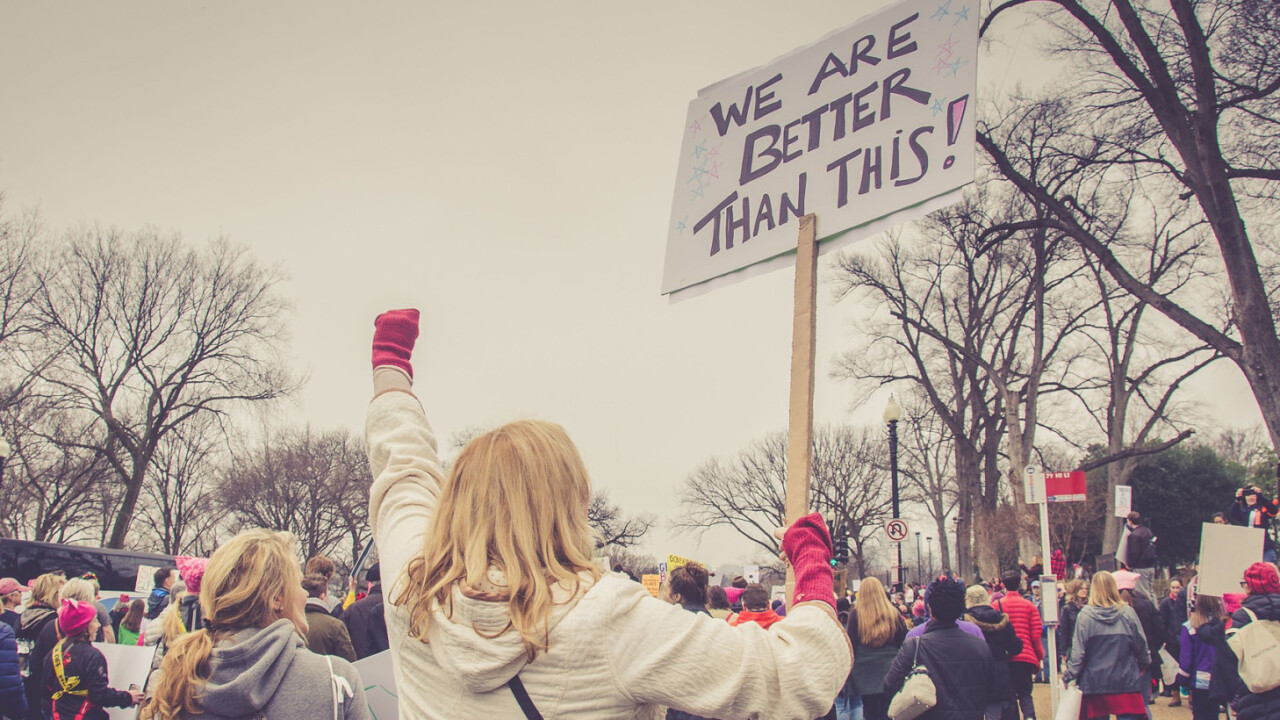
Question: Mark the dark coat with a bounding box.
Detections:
[1216,592,1280,720]
[1160,592,1185,656]
[17,605,56,720]
[42,638,134,720]
[304,601,356,662]
[845,608,909,696]
[342,585,388,660]
[1228,495,1280,551]
[1129,591,1164,660]
[965,605,1022,702]
[1125,523,1156,569]
[883,620,995,720]
[0,621,27,719]
[1056,602,1082,659]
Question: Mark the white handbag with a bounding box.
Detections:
[1055,683,1083,720]
[888,637,937,720]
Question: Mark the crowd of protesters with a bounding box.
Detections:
[2,308,1280,719]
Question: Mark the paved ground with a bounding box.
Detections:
[1031,684,1197,719]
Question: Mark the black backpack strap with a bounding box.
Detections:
[508,675,543,720]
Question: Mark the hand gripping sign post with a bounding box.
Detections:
[662,0,978,604]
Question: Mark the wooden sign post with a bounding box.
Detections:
[785,215,818,605]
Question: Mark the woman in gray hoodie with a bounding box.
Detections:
[1062,571,1150,720]
[142,529,370,720]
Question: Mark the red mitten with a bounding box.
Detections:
[372,309,420,379]
[783,512,836,609]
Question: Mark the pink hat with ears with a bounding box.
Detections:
[175,556,208,594]
[57,599,97,636]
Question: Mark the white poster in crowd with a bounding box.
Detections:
[1115,524,1131,568]
[1197,523,1265,597]
[353,650,398,720]
[93,642,153,720]
[744,565,760,584]
[1114,485,1132,518]
[134,565,159,595]
[662,0,979,296]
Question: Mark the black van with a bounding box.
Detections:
[0,538,175,592]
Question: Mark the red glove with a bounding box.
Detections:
[372,309,420,379]
[782,512,836,609]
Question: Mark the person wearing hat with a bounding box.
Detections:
[0,578,28,632]
[342,563,388,660]
[42,599,142,720]
[1115,571,1163,708]
[963,584,1022,720]
[1214,561,1280,719]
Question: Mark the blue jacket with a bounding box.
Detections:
[0,621,27,718]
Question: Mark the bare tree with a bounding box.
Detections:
[979,0,1280,456]
[221,425,372,564]
[897,395,959,571]
[674,425,892,572]
[135,415,225,556]
[588,491,655,550]
[34,227,299,548]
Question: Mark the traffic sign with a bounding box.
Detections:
[885,518,909,543]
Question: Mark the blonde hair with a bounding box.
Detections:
[160,585,189,644]
[144,530,306,720]
[851,576,899,647]
[1089,571,1125,608]
[59,578,95,603]
[393,420,601,661]
[1190,594,1223,631]
[30,574,66,608]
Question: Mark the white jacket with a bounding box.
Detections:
[367,388,851,720]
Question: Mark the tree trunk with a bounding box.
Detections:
[108,459,147,549]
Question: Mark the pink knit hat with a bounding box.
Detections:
[175,556,208,594]
[57,599,96,636]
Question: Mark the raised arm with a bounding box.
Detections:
[365,309,446,585]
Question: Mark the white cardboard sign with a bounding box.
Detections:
[94,642,154,720]
[353,650,399,720]
[1114,485,1132,518]
[1197,522,1265,597]
[662,0,979,296]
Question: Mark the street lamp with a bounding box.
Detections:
[915,532,922,586]
[926,536,934,579]
[884,394,903,591]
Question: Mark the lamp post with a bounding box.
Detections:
[884,394,903,592]
[926,536,934,579]
[915,532,922,586]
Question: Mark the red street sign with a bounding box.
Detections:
[1045,471,1086,502]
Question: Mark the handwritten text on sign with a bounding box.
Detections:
[661,0,978,295]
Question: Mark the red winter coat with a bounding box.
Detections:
[994,592,1043,666]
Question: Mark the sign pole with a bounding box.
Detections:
[1040,498,1060,716]
[785,214,818,606]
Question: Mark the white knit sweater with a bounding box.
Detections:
[366,388,851,720]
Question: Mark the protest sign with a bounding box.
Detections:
[667,554,694,571]
[1114,485,1132,518]
[1197,522,1265,597]
[642,574,661,597]
[353,650,399,720]
[93,642,153,720]
[134,565,159,595]
[744,565,760,584]
[662,0,978,296]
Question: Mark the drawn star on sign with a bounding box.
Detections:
[930,97,947,116]
[948,57,969,77]
[954,5,970,22]
[937,34,959,55]
[692,142,708,159]
[931,0,952,21]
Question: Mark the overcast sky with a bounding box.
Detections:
[0,0,1261,568]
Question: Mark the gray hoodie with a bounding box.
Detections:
[1062,603,1150,695]
[184,619,371,720]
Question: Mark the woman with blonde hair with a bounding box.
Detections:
[1062,571,1151,720]
[366,309,850,720]
[143,529,369,719]
[18,573,65,720]
[840,577,908,720]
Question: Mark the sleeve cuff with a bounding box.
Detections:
[373,366,412,395]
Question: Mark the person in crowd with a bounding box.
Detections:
[301,574,356,662]
[142,581,188,660]
[993,572,1043,720]
[1228,486,1280,563]
[1211,512,1226,525]
[1018,557,1043,586]
[363,309,850,719]
[18,573,64,720]
[770,599,786,618]
[0,579,26,632]
[835,597,851,627]
[1116,575,1163,706]
[31,577,101,717]
[884,579,994,720]
[1213,561,1280,719]
[1178,593,1225,720]
[1160,577,1186,707]
[116,600,145,647]
[143,529,368,720]
[661,564,717,720]
[1062,571,1150,720]
[0,598,26,720]
[728,585,782,630]
[1050,550,1066,581]
[305,555,342,614]
[342,563,387,660]
[77,574,115,645]
[964,584,1021,720]
[723,576,748,613]
[1123,512,1158,598]
[707,586,732,620]
[108,594,131,638]
[910,600,926,627]
[42,599,142,720]
[174,557,207,635]
[147,567,179,621]
[1056,580,1088,668]
[842,576,907,720]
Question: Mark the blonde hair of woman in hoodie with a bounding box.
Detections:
[143,530,308,719]
[1088,571,1125,608]
[395,419,602,661]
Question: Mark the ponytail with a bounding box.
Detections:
[142,629,215,719]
